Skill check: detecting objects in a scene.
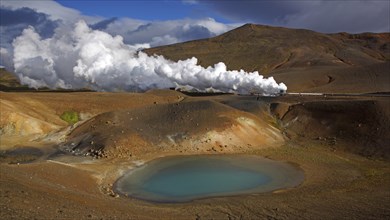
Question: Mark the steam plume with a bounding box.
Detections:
[13,21,287,95]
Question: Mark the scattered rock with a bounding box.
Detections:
[102,185,119,198]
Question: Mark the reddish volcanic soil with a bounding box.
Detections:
[1,90,389,219]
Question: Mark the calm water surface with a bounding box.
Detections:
[115,155,304,202]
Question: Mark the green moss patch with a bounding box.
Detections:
[60,111,79,125]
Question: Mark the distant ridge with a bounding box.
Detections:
[145,24,390,93]
[0,68,26,90]
[146,23,389,73]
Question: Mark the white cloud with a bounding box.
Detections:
[182,0,199,5]
[203,0,390,33]
[0,47,13,70]
[285,1,390,33]
[103,17,238,47]
[0,0,100,23]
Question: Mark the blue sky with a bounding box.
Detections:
[2,0,389,35]
[56,0,229,22]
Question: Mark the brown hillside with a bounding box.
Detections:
[0,68,22,89]
[271,98,390,159]
[61,99,284,159]
[145,24,390,93]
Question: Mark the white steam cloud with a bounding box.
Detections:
[12,21,287,95]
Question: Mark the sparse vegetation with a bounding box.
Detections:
[60,110,79,125]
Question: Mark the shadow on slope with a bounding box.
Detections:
[271,99,390,160]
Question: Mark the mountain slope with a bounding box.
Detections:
[145,24,390,93]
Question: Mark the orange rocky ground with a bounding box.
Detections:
[1,90,389,219]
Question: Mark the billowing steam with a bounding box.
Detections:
[13,21,287,95]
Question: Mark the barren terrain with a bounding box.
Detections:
[145,24,390,94]
[1,23,390,219]
[1,89,389,219]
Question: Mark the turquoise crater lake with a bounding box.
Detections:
[115,155,304,203]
